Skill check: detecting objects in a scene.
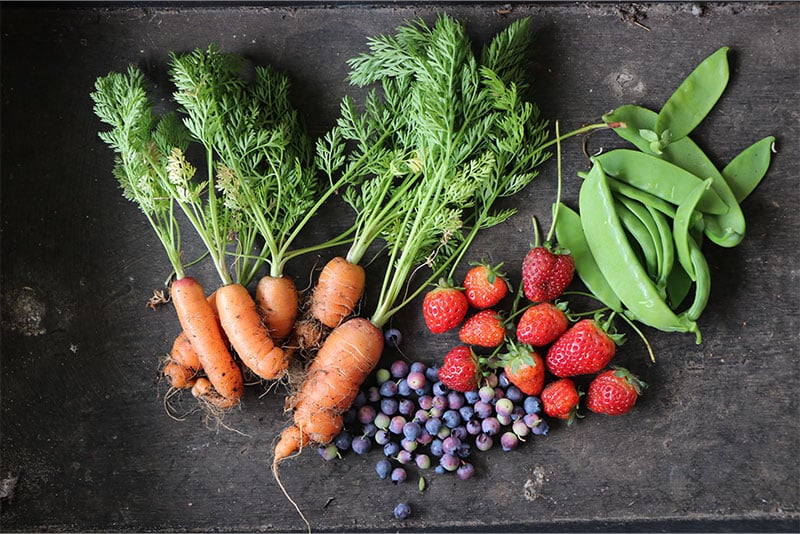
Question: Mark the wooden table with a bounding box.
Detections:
[2,3,798,531]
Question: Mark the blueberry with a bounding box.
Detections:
[464,390,480,404]
[439,453,459,472]
[374,429,391,446]
[354,435,374,454]
[406,371,426,390]
[380,398,399,416]
[425,417,443,436]
[428,406,444,419]
[434,465,446,475]
[403,421,422,441]
[389,415,407,434]
[473,401,493,419]
[358,405,377,424]
[511,405,526,421]
[436,425,451,439]
[478,385,495,403]
[466,419,482,435]
[442,436,461,455]
[496,413,512,426]
[447,391,465,410]
[390,359,409,378]
[399,398,416,416]
[432,381,449,397]
[415,453,431,469]
[530,417,549,436]
[485,373,499,388]
[459,405,475,421]
[456,462,475,480]
[417,430,433,446]
[385,328,403,348]
[397,379,413,397]
[410,361,427,374]
[318,444,338,461]
[390,467,407,484]
[497,372,510,388]
[481,417,501,436]
[376,368,391,384]
[425,365,440,383]
[418,395,434,410]
[366,386,381,403]
[495,398,514,417]
[451,426,468,441]
[457,442,471,459]
[380,381,398,397]
[523,396,542,415]
[430,438,444,457]
[343,407,358,426]
[505,385,524,403]
[475,433,493,452]
[393,502,411,520]
[401,437,418,453]
[431,395,449,411]
[396,449,413,464]
[415,382,433,396]
[512,419,530,438]
[362,423,378,437]
[333,431,353,451]
[500,431,519,451]
[442,409,462,428]
[353,390,367,408]
[493,387,505,402]
[374,412,391,430]
[384,441,401,457]
[376,459,392,479]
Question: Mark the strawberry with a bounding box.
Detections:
[438,345,481,392]
[521,245,574,303]
[458,309,506,348]
[422,282,468,334]
[463,262,510,309]
[545,316,623,377]
[516,302,569,347]
[500,343,545,396]
[541,378,581,422]
[587,368,646,416]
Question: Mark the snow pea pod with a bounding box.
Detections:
[723,136,775,203]
[604,105,746,247]
[655,47,729,143]
[666,259,693,311]
[617,196,671,288]
[579,162,700,342]
[645,205,676,291]
[604,175,677,218]
[615,198,661,282]
[674,178,713,281]
[593,149,728,215]
[553,202,623,312]
[685,235,711,321]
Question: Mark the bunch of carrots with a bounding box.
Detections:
[92,18,622,526]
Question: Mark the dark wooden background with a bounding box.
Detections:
[1,2,798,532]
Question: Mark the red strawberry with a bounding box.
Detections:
[501,343,545,396]
[545,316,623,377]
[463,262,510,309]
[541,378,581,422]
[587,368,646,416]
[516,302,569,347]
[438,345,481,392]
[521,246,574,302]
[422,282,468,334]
[459,309,506,348]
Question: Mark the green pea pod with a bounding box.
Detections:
[553,202,623,312]
[666,258,693,311]
[655,47,730,143]
[674,178,713,281]
[603,175,677,218]
[593,149,728,215]
[723,136,776,203]
[579,162,700,341]
[603,104,746,247]
[685,235,711,321]
[602,104,655,153]
[645,205,676,291]
[617,196,666,287]
[615,199,661,282]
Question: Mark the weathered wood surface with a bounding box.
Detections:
[1,2,798,532]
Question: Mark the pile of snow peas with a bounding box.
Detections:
[555,47,775,344]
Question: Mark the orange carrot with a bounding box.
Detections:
[308,256,366,329]
[191,377,241,410]
[171,277,243,404]
[163,359,198,389]
[216,283,287,381]
[255,275,299,343]
[169,291,223,372]
[274,317,384,460]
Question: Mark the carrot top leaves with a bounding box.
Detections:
[91,66,191,280]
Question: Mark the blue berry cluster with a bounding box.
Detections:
[317,358,549,486]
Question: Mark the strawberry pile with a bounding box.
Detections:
[424,251,647,422]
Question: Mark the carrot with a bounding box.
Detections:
[216,283,287,381]
[170,332,202,371]
[296,256,366,350]
[191,377,241,410]
[171,277,243,404]
[163,359,198,389]
[255,275,299,343]
[274,317,383,460]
